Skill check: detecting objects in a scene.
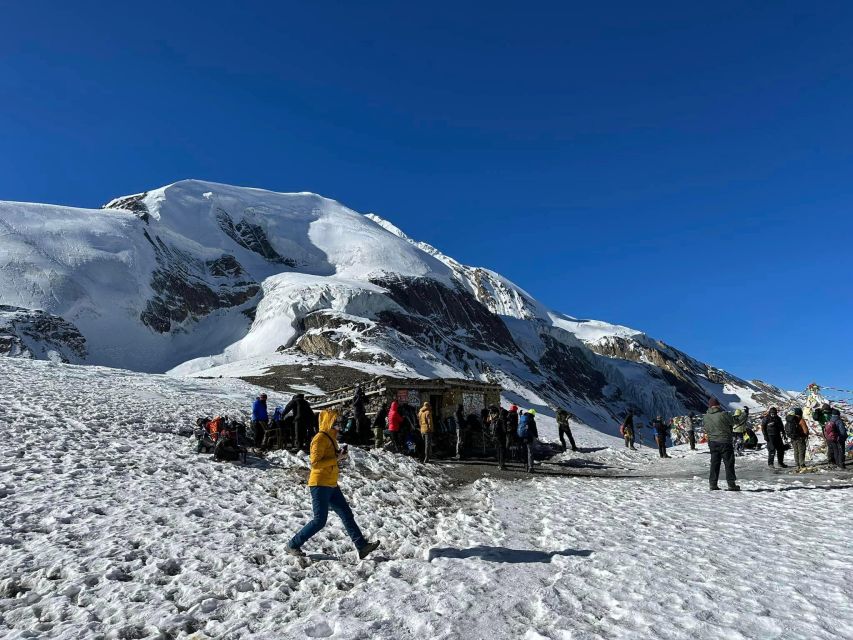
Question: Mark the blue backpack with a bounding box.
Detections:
[517,414,530,439]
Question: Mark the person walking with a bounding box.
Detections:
[489,405,507,470]
[785,408,809,470]
[761,407,788,468]
[621,410,636,450]
[704,398,740,491]
[251,393,269,449]
[454,404,466,460]
[732,408,748,457]
[556,408,578,452]
[825,409,847,469]
[418,401,434,463]
[518,409,539,472]
[652,416,670,458]
[286,416,380,559]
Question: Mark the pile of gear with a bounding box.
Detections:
[194,416,249,463]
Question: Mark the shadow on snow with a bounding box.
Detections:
[427,545,593,564]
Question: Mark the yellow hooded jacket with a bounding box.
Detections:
[418,402,434,434]
[309,410,340,487]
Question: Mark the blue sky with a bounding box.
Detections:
[1,1,851,390]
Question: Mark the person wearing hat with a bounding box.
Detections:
[518,409,539,472]
[732,408,748,456]
[287,414,380,560]
[703,397,740,491]
[761,407,788,468]
[251,393,269,449]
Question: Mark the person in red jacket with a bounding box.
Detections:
[387,400,404,453]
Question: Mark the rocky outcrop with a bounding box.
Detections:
[215,207,296,266]
[140,231,260,333]
[372,275,519,355]
[103,192,151,222]
[0,306,87,362]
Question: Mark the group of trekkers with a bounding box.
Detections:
[628,398,848,491]
[249,388,570,474]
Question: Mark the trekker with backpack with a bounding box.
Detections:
[704,398,740,491]
[732,408,748,456]
[621,410,636,450]
[785,408,809,470]
[287,414,380,560]
[825,409,847,469]
[418,401,434,464]
[518,409,539,472]
[652,416,669,458]
[251,393,269,449]
[556,408,578,453]
[761,408,788,468]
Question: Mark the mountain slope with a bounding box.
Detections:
[0,180,788,427]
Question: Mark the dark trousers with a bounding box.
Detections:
[389,430,404,453]
[767,434,785,466]
[495,437,506,468]
[688,431,696,450]
[525,439,535,471]
[558,426,577,452]
[251,420,268,448]
[289,486,366,550]
[422,432,432,463]
[792,439,807,468]
[656,435,667,458]
[829,441,846,468]
[709,440,737,488]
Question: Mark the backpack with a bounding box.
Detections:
[517,413,530,439]
[825,422,838,443]
[784,415,800,439]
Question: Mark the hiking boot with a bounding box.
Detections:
[709,485,720,491]
[358,540,380,560]
[726,485,741,491]
[779,463,788,468]
[286,546,306,558]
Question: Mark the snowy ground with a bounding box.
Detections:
[1,359,851,639]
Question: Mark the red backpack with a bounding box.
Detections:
[824,422,838,443]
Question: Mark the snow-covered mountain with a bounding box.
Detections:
[0,180,787,428]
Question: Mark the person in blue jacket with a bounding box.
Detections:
[252,393,269,448]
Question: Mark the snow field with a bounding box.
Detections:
[0,359,454,639]
[2,358,850,639]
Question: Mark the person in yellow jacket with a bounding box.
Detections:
[418,401,434,463]
[287,411,380,559]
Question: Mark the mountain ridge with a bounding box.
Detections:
[0,179,790,429]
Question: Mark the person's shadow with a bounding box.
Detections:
[427,545,592,564]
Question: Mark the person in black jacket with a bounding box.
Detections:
[489,405,507,470]
[454,404,466,460]
[652,416,670,458]
[352,386,368,444]
[556,408,578,452]
[761,407,788,468]
[372,402,389,450]
[281,393,316,452]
